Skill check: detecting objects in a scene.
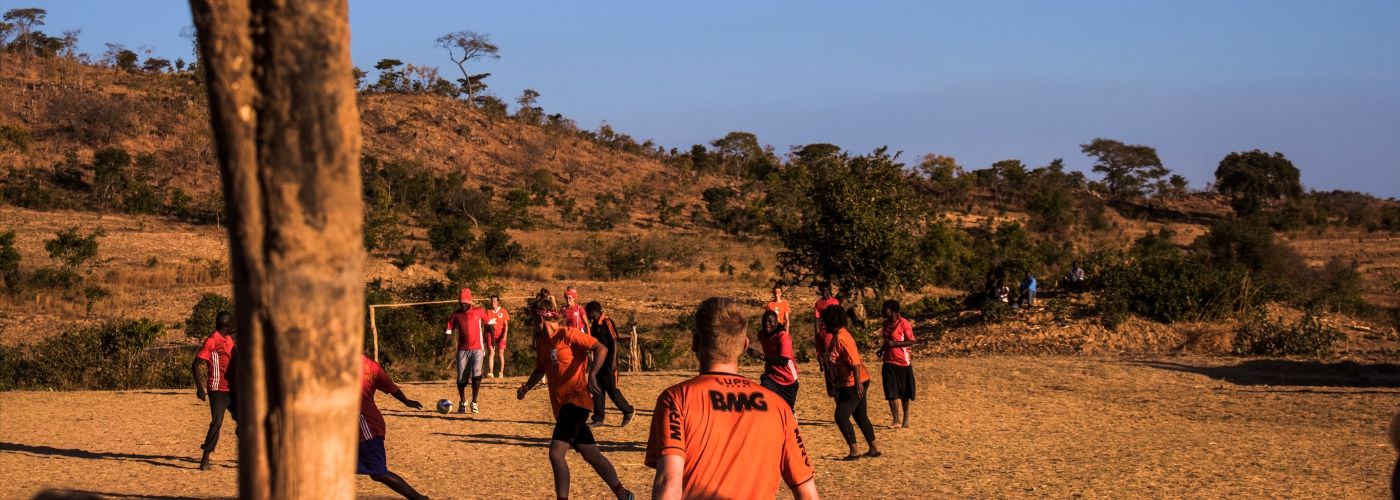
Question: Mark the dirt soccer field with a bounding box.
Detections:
[2,356,1397,499]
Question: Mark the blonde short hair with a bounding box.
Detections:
[693,297,748,364]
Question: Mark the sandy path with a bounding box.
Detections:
[1,356,1396,499]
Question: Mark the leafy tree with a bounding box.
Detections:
[1080,138,1168,199]
[114,49,139,72]
[583,193,628,230]
[45,227,103,268]
[774,147,925,293]
[1214,150,1303,216]
[709,131,775,178]
[371,58,405,92]
[427,217,474,261]
[185,293,234,338]
[2,8,45,58]
[515,88,542,124]
[434,30,499,105]
[142,57,171,73]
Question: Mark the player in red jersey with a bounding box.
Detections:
[191,311,236,470]
[486,294,511,378]
[749,309,799,410]
[646,298,818,499]
[879,300,917,428]
[517,307,635,500]
[358,354,427,499]
[812,284,840,396]
[441,287,489,413]
[560,287,589,334]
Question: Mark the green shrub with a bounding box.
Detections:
[1232,310,1341,356]
[185,293,234,338]
[0,124,32,152]
[641,328,686,370]
[45,227,103,268]
[979,299,1013,324]
[0,319,187,391]
[583,192,629,230]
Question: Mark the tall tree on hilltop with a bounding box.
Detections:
[3,8,46,59]
[1214,149,1303,216]
[434,30,499,106]
[1080,138,1168,200]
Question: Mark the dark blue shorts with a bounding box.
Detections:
[356,436,388,476]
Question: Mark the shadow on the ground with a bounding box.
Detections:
[1135,359,1400,388]
[0,442,200,470]
[33,489,220,500]
[438,432,646,453]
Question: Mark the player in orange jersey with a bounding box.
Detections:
[517,307,635,500]
[822,305,879,460]
[645,297,818,499]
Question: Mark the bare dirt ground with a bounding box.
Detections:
[3,356,1397,499]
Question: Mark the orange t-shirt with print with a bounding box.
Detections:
[534,325,598,415]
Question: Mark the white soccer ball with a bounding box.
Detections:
[436,399,454,414]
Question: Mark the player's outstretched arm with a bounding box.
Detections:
[791,479,820,500]
[391,390,422,409]
[651,455,684,500]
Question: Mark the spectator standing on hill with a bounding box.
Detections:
[879,300,916,428]
[562,287,590,335]
[357,354,428,500]
[749,309,800,410]
[486,294,511,378]
[766,286,792,329]
[1019,272,1038,308]
[586,301,635,427]
[192,311,236,471]
[517,307,636,500]
[646,298,818,499]
[996,280,1011,303]
[823,305,880,460]
[441,287,488,414]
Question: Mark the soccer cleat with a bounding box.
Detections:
[470,402,480,413]
[456,403,467,414]
[589,420,604,427]
[620,411,634,428]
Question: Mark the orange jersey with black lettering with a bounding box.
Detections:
[645,373,815,497]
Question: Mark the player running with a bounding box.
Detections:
[812,284,840,396]
[192,311,236,471]
[646,298,818,499]
[585,301,634,427]
[517,307,635,500]
[749,309,800,410]
[561,287,589,334]
[822,305,880,460]
[486,294,511,379]
[357,353,428,500]
[441,287,488,414]
[878,300,916,428]
[766,286,792,329]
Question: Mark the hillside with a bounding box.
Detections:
[0,53,725,226]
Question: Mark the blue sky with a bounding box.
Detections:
[17,0,1400,197]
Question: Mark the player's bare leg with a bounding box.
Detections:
[887,399,902,428]
[548,440,574,499]
[456,382,468,413]
[900,398,911,428]
[486,347,496,378]
[470,375,482,412]
[371,471,429,500]
[574,443,633,499]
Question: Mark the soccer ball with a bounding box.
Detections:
[435,399,454,414]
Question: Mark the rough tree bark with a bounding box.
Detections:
[188,1,364,498]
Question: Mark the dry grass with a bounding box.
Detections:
[1,356,1396,498]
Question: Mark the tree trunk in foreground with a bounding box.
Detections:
[188,1,364,498]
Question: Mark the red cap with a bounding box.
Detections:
[564,289,578,300]
[459,288,473,303]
